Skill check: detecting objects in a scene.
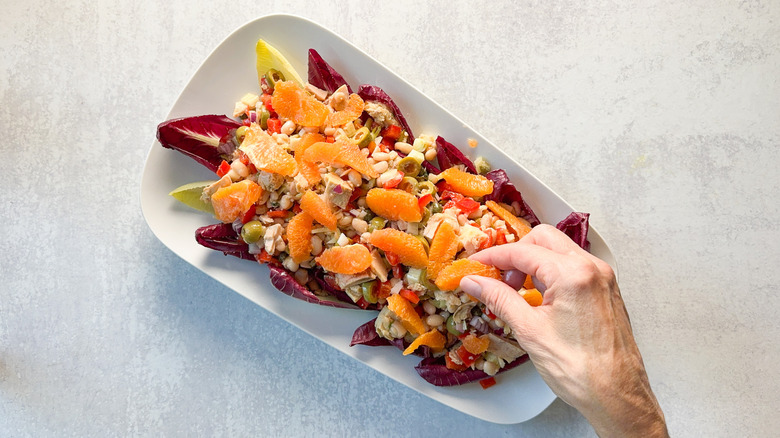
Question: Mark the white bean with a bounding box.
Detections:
[389,323,407,339]
[352,218,368,235]
[422,300,437,315]
[372,151,391,161]
[339,215,353,227]
[347,170,362,187]
[394,141,413,154]
[372,161,389,174]
[282,257,299,272]
[281,120,296,135]
[311,235,323,255]
[230,160,249,178]
[483,361,499,376]
[294,268,309,284]
[426,314,445,327]
[424,148,437,161]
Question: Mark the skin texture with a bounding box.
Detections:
[460,225,668,438]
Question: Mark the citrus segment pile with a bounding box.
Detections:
[286,212,314,263]
[434,259,502,291]
[293,133,326,185]
[438,167,494,197]
[486,200,531,240]
[239,125,298,176]
[365,188,422,222]
[300,190,338,230]
[369,228,428,268]
[426,221,459,280]
[271,80,329,126]
[316,244,372,274]
[210,180,263,223]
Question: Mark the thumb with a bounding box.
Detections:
[460,276,536,338]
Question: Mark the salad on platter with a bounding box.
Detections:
[156,38,591,389]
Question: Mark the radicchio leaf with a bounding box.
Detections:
[311,269,380,310]
[435,136,477,174]
[556,212,591,251]
[269,265,360,309]
[308,49,352,94]
[357,84,415,144]
[195,223,254,261]
[157,115,241,172]
[414,354,530,387]
[484,169,541,227]
[350,318,390,347]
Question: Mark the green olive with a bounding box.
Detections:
[429,201,443,215]
[446,315,463,336]
[235,126,248,144]
[398,176,418,193]
[421,207,432,224]
[396,157,421,177]
[259,107,270,129]
[475,157,492,175]
[414,181,436,197]
[368,217,387,232]
[264,69,285,90]
[240,220,265,244]
[352,126,373,148]
[361,280,379,304]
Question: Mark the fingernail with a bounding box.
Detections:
[460,276,482,300]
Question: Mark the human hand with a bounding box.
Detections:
[460,225,668,438]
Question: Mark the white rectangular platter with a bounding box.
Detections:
[140,14,616,424]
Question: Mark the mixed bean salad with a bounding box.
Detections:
[157,40,590,387]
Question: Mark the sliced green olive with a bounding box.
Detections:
[361,280,379,304]
[414,181,436,197]
[352,126,373,148]
[398,176,418,193]
[446,315,463,336]
[368,217,387,232]
[475,157,491,175]
[240,220,265,244]
[235,126,248,144]
[259,107,270,129]
[414,235,430,254]
[397,157,421,177]
[264,68,285,90]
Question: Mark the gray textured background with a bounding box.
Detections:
[2,1,778,436]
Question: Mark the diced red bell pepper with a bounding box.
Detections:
[326,136,335,143]
[436,181,455,194]
[445,354,469,371]
[479,377,497,390]
[495,229,507,245]
[485,308,497,320]
[356,297,370,310]
[383,172,404,189]
[260,93,274,112]
[385,252,400,266]
[380,125,402,141]
[267,210,290,218]
[380,135,395,149]
[216,160,231,177]
[456,197,480,214]
[418,193,433,210]
[241,204,257,224]
[255,250,275,265]
[267,118,282,134]
[399,289,420,305]
[392,264,404,280]
[377,282,392,300]
[456,345,479,367]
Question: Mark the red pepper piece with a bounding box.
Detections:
[455,197,480,214]
[445,354,468,371]
[456,345,478,367]
[241,204,257,224]
[216,160,231,177]
[267,118,282,134]
[399,289,420,305]
[479,377,497,390]
[380,124,402,141]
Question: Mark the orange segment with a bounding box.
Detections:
[369,228,428,268]
[403,329,446,355]
[520,288,543,307]
[438,167,494,197]
[316,244,373,274]
[293,132,326,185]
[303,139,378,178]
[210,180,263,223]
[485,200,532,240]
[387,294,426,336]
[523,273,535,290]
[426,221,460,281]
[434,259,501,291]
[300,190,338,231]
[326,93,365,127]
[286,211,314,263]
[239,124,297,176]
[365,188,422,222]
[461,333,490,355]
[272,80,329,127]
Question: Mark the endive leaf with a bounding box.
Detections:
[255,38,304,87]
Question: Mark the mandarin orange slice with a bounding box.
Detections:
[210,180,263,223]
[520,288,544,307]
[461,333,490,355]
[485,200,532,240]
[369,228,428,268]
[239,124,297,176]
[300,190,338,231]
[271,80,329,127]
[434,259,501,291]
[438,167,494,197]
[286,211,314,263]
[403,329,446,355]
[386,293,426,336]
[365,188,422,222]
[293,132,326,185]
[316,244,373,275]
[326,93,365,127]
[426,221,460,281]
[303,139,378,178]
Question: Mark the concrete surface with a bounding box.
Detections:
[1,1,778,436]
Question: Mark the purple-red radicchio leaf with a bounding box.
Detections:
[195,223,254,261]
[308,49,352,94]
[269,265,360,309]
[435,136,477,174]
[414,354,530,387]
[556,212,591,251]
[484,169,541,227]
[350,318,390,347]
[157,115,242,172]
[357,84,415,144]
